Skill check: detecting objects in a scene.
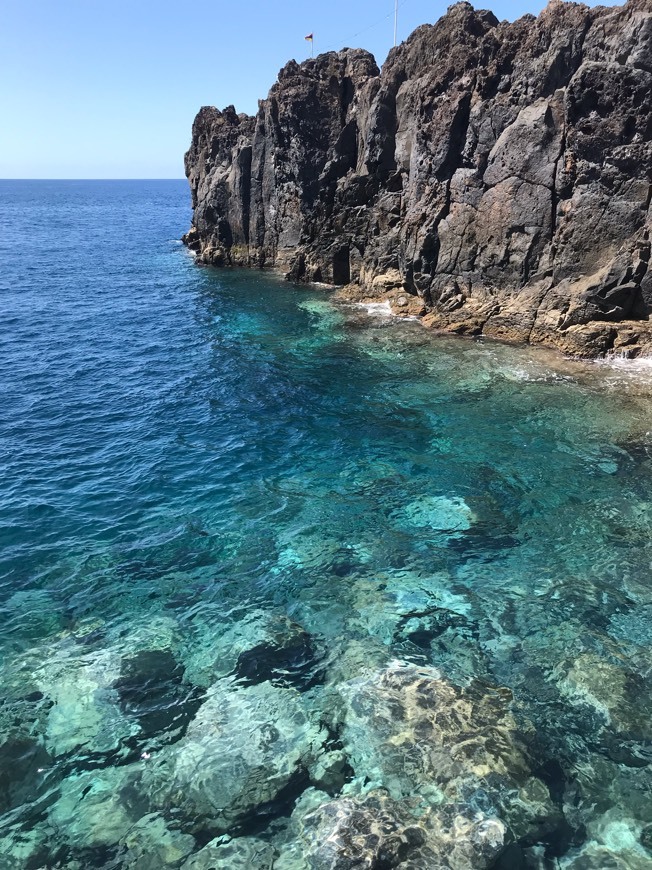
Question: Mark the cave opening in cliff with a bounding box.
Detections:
[332,245,351,285]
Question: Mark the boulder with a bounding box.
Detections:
[338,663,561,846]
[182,836,276,869]
[181,608,323,691]
[288,789,507,869]
[47,765,142,850]
[140,679,327,834]
[119,813,195,869]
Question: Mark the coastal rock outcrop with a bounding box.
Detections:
[184,0,652,357]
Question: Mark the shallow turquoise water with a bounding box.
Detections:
[1,181,651,868]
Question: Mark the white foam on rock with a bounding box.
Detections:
[353,301,393,317]
[600,354,652,373]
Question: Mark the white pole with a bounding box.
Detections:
[394,0,398,46]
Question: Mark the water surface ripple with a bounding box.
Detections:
[1,181,652,868]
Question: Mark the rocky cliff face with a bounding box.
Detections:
[184,0,652,357]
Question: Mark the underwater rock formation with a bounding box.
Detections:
[2,603,650,867]
[181,608,323,690]
[140,679,327,835]
[184,0,652,357]
[291,789,507,869]
[338,664,562,845]
[182,836,277,869]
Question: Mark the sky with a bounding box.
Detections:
[1,0,605,179]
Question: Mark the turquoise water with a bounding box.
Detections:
[1,180,651,868]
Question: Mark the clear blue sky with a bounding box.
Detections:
[1,0,605,179]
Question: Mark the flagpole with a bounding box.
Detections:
[394,0,398,47]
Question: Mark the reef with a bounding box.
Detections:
[183,0,652,358]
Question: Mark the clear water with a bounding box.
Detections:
[1,180,651,868]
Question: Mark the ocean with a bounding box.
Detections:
[1,179,651,867]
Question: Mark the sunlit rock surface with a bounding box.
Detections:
[291,790,506,869]
[184,0,652,357]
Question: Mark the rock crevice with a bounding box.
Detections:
[184,0,652,357]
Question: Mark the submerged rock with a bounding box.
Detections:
[560,755,652,870]
[181,609,322,690]
[554,651,652,766]
[34,644,137,758]
[182,836,277,869]
[391,495,475,534]
[288,789,506,869]
[141,679,327,835]
[114,647,202,739]
[307,748,351,795]
[338,663,560,847]
[560,842,652,869]
[392,604,489,685]
[47,765,142,850]
[0,822,52,870]
[7,615,200,762]
[0,666,54,815]
[0,733,51,816]
[119,813,195,869]
[641,824,652,853]
[232,619,324,692]
[2,588,65,641]
[339,662,528,795]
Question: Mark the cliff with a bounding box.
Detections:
[183,0,652,357]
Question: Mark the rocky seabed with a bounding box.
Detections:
[2,473,652,869]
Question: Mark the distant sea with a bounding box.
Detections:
[1,180,651,866]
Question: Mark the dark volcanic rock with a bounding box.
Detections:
[184,0,652,358]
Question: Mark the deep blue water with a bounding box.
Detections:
[1,180,651,868]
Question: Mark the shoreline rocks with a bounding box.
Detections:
[183,0,652,359]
